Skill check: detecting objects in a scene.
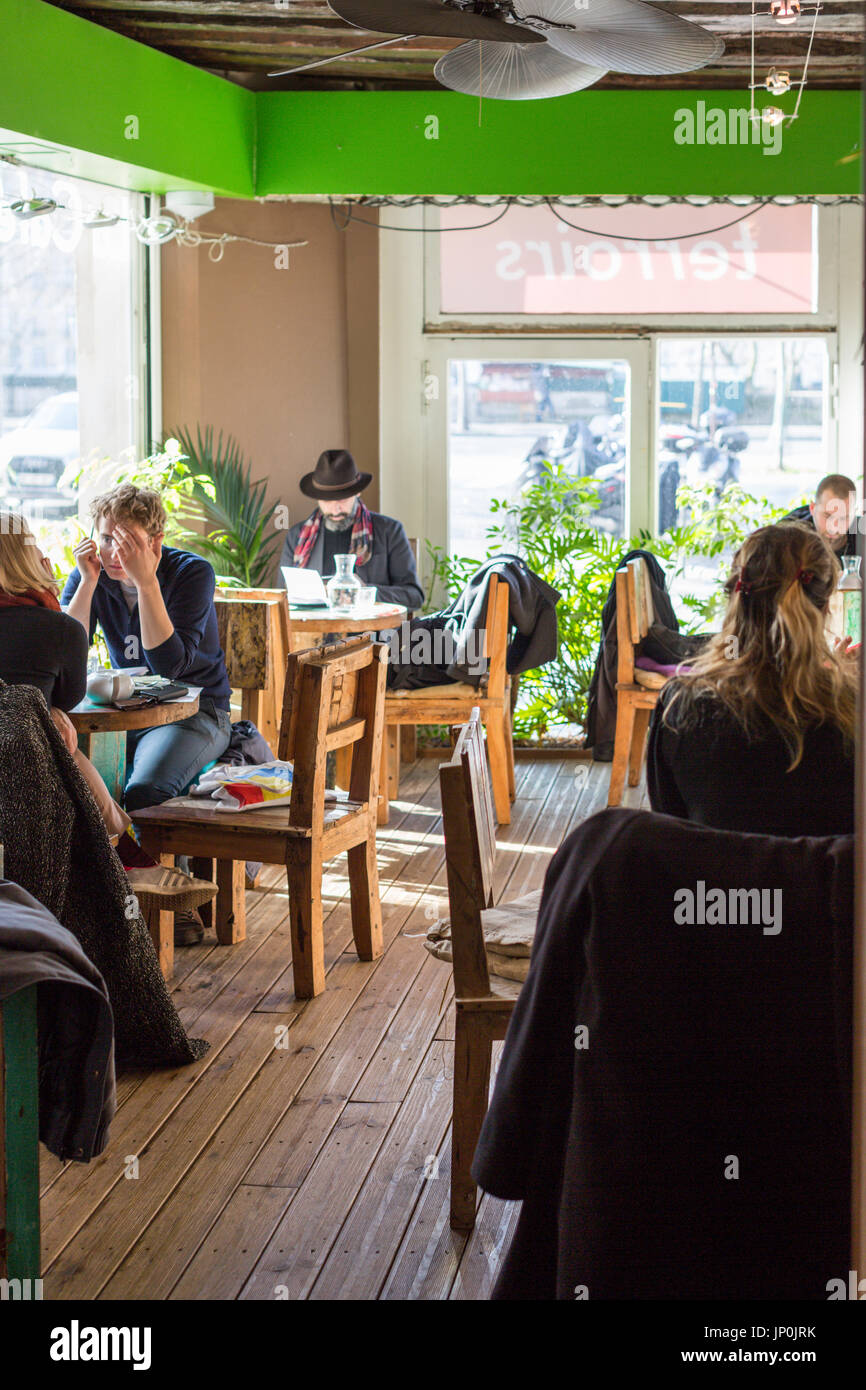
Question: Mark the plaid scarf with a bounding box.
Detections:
[293,498,373,570]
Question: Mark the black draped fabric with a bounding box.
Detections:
[0,679,208,1067]
[0,880,116,1161]
[473,808,852,1300]
[386,554,560,691]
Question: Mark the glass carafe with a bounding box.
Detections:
[839,555,862,642]
[839,555,862,590]
[326,552,361,612]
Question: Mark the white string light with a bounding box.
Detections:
[0,159,308,264]
[748,1,823,126]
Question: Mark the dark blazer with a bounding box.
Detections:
[0,879,116,1161]
[279,511,424,612]
[474,808,852,1300]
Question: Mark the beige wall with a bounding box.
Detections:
[161,199,379,578]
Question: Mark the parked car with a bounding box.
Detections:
[0,391,80,517]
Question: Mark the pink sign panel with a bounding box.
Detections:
[438,204,814,315]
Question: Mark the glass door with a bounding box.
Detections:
[424,340,651,562]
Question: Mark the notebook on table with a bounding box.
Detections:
[281,566,329,609]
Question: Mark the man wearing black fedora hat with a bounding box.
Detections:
[279,449,424,611]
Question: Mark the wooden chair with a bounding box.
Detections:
[380,574,516,827]
[134,638,388,996]
[214,588,291,755]
[607,556,670,807]
[439,710,530,1231]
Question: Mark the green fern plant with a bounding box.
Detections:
[168,426,282,588]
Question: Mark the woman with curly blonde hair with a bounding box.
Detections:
[647,522,856,836]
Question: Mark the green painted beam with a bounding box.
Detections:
[0,3,860,198]
[0,0,254,197]
[256,91,862,197]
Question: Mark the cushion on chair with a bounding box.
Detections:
[387,682,482,700]
[424,888,543,984]
[633,668,669,690]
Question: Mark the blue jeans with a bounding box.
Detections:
[123,698,232,813]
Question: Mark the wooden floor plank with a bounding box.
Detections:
[450,1189,522,1300]
[379,1131,466,1301]
[308,1039,455,1301]
[46,1011,296,1298]
[99,959,387,1301]
[236,1102,402,1302]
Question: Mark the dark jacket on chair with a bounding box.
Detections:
[0,880,116,1161]
[387,554,560,691]
[473,808,852,1300]
[585,549,684,760]
[0,680,208,1067]
[279,511,424,612]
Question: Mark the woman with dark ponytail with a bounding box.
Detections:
[647,522,857,836]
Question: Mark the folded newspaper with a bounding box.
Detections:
[189,762,349,812]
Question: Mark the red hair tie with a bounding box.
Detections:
[797,568,814,586]
[734,576,752,595]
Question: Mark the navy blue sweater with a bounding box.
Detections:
[61,546,231,710]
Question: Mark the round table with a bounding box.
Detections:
[69,689,201,800]
[288,602,407,651]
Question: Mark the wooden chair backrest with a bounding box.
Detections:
[615,557,654,685]
[479,574,510,699]
[439,710,497,1001]
[278,638,388,829]
[215,597,272,692]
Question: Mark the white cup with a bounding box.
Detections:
[87,671,135,704]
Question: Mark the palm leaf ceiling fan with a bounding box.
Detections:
[270,0,725,100]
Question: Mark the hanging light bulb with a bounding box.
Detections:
[684,195,714,205]
[765,67,791,95]
[10,197,56,219]
[83,208,120,229]
[134,210,179,245]
[769,0,800,24]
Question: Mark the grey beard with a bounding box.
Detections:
[321,511,356,533]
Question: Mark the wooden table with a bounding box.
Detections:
[69,688,201,800]
[288,602,407,652]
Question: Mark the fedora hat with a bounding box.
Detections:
[300,449,372,501]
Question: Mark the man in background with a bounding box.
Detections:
[783,473,859,561]
[279,449,423,612]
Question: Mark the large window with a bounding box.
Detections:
[0,164,145,535]
[656,336,832,529]
[447,355,631,556]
